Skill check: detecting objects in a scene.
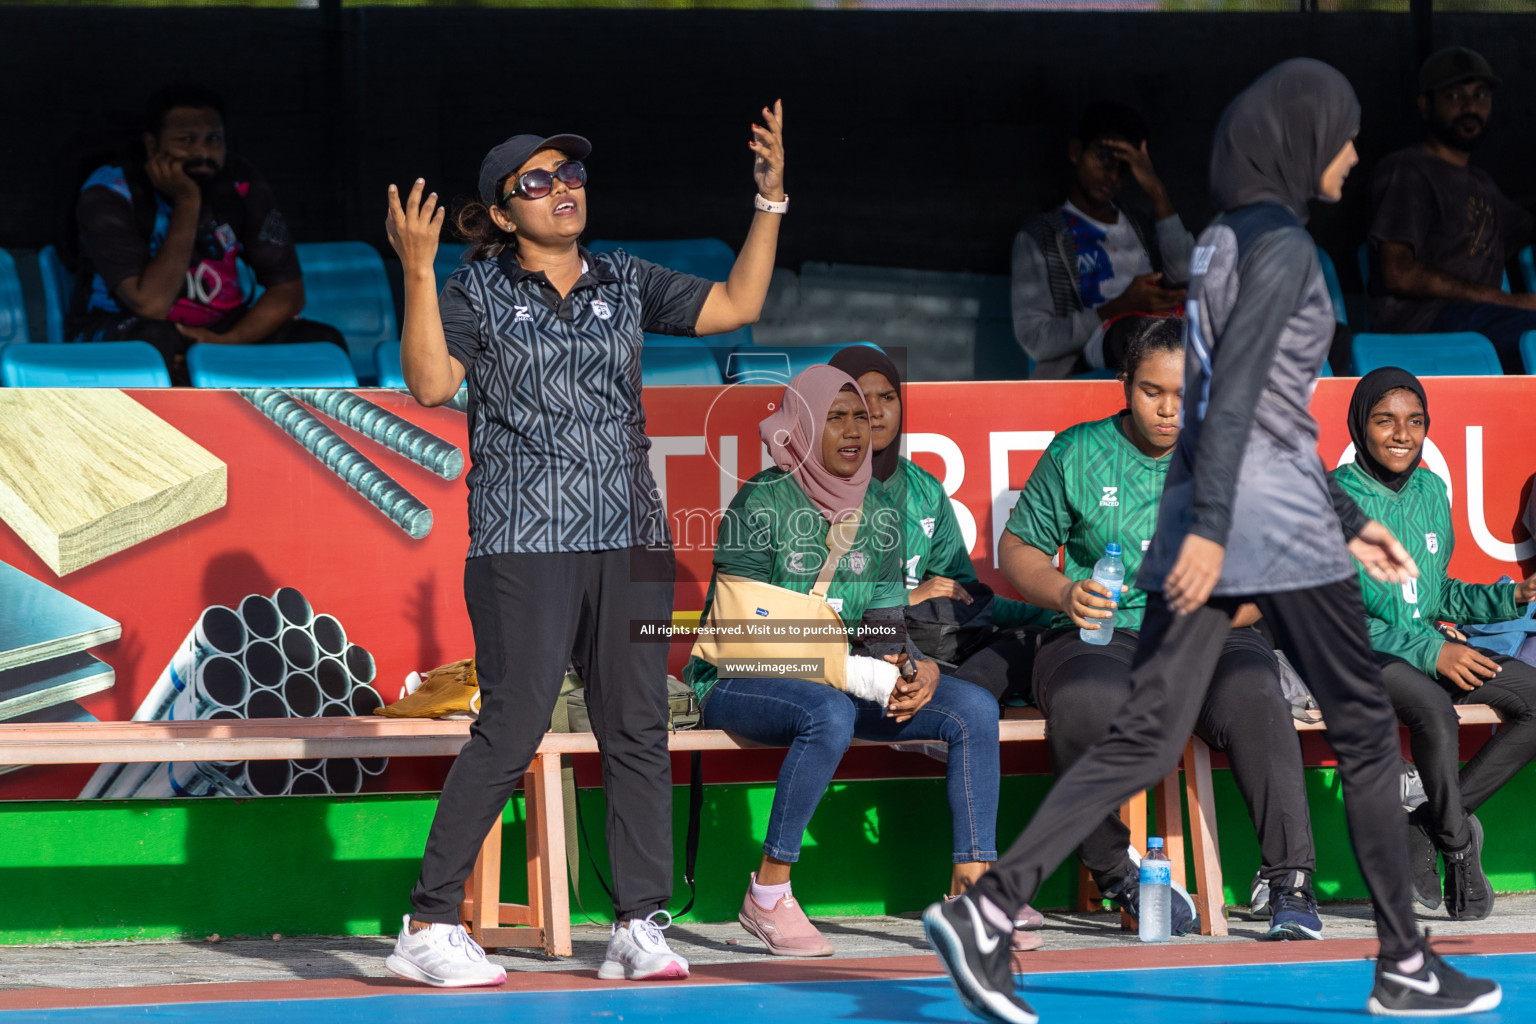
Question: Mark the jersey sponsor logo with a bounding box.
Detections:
[786,551,807,574]
[905,555,922,588]
[1402,577,1421,617]
[514,305,533,323]
[921,517,936,538]
[1100,486,1120,507]
[591,297,613,321]
[1191,245,1215,277]
[1426,532,1439,554]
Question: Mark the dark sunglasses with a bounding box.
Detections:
[500,161,587,203]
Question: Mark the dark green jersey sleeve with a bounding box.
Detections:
[1437,578,1520,627]
[1005,448,1072,555]
[1366,615,1445,677]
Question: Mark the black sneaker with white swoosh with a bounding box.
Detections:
[922,894,1038,1024]
[1367,946,1501,1016]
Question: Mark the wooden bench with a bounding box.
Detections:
[0,703,1502,954]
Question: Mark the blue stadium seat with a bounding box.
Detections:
[187,342,359,388]
[293,242,398,383]
[38,245,73,344]
[1519,330,1536,374]
[725,343,885,383]
[0,249,29,348]
[374,341,406,388]
[641,343,724,386]
[587,238,752,350]
[434,244,470,294]
[1,340,170,387]
[1317,360,1334,378]
[1316,247,1347,326]
[1520,246,1536,295]
[1349,332,1501,377]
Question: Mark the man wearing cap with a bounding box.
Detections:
[1368,47,1535,372]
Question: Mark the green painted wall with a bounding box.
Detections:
[3,766,1535,944]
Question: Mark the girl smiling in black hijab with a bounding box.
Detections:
[1334,367,1536,925]
[924,60,1501,1023]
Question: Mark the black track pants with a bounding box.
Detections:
[1032,625,1315,889]
[1381,651,1536,850]
[409,546,676,923]
[972,580,1420,961]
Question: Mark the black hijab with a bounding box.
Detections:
[1210,58,1361,222]
[1347,367,1430,493]
[828,345,904,484]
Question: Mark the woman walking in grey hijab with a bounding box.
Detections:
[923,60,1501,1023]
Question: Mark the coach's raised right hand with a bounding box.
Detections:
[386,179,444,276]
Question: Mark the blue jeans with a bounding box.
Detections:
[1431,300,1536,373]
[700,673,1000,864]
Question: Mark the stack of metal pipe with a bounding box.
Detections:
[79,587,384,799]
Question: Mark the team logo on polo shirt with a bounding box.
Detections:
[1426,532,1439,554]
[591,297,613,321]
[920,517,935,538]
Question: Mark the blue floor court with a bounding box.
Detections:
[5,952,1529,1024]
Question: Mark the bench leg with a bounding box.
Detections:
[526,751,572,956]
[1183,737,1226,936]
[1076,788,1151,932]
[1155,768,1187,889]
[464,804,503,942]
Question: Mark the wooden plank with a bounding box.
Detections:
[1183,738,1227,937]
[0,390,226,576]
[468,810,502,944]
[0,652,113,721]
[0,562,120,672]
[531,752,572,956]
[1155,769,1187,889]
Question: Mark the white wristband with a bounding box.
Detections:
[754,193,789,214]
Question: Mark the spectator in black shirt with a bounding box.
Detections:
[1367,48,1535,372]
[70,84,344,382]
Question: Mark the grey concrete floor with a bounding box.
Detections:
[4,895,1536,991]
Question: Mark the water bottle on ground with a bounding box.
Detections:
[1079,542,1124,646]
[1138,837,1172,943]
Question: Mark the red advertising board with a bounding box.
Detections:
[0,378,1531,801]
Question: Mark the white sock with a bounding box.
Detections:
[751,874,793,911]
[1395,951,1426,974]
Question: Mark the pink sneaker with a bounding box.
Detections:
[738,881,834,957]
[1011,928,1045,952]
[1013,903,1045,931]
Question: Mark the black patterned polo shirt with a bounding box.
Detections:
[440,247,712,557]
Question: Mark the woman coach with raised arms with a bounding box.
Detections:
[379,102,787,988]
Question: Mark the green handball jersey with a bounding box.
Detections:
[1005,414,1170,631]
[879,457,1047,629]
[684,469,907,702]
[1331,461,1522,677]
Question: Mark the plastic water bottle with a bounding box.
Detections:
[1138,837,1172,943]
[1079,542,1124,646]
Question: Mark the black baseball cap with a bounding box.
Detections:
[478,133,591,204]
[1419,46,1501,95]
